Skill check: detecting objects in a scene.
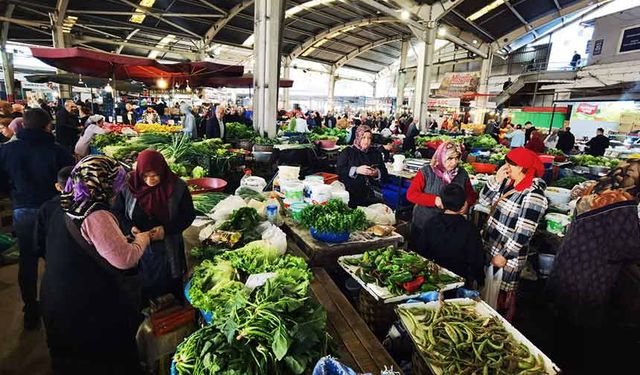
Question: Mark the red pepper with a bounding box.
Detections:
[402,275,425,293]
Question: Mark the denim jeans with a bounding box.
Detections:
[13,208,41,311]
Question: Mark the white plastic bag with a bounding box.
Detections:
[208,195,246,222]
[330,181,346,192]
[258,222,287,254]
[481,265,503,309]
[360,203,396,225]
[237,176,267,193]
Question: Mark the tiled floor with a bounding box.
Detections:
[0,262,52,375]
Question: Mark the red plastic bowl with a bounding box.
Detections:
[186,178,227,194]
[538,155,555,164]
[471,162,497,174]
[317,139,337,149]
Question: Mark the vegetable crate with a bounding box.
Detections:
[338,254,464,304]
[397,299,561,375]
[357,290,397,339]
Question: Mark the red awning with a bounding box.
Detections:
[30,47,243,88]
[201,76,293,88]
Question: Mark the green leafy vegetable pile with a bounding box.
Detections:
[217,207,262,245]
[570,155,620,168]
[310,128,348,144]
[398,301,548,374]
[90,133,126,148]
[253,136,281,146]
[226,122,258,140]
[236,187,266,202]
[343,247,461,295]
[299,199,369,234]
[468,135,498,150]
[192,192,229,215]
[552,176,588,189]
[177,242,329,375]
[546,148,566,157]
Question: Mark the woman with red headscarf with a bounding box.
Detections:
[337,125,389,208]
[113,150,195,302]
[407,141,477,250]
[479,148,548,320]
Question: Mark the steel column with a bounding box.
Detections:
[476,49,493,123]
[328,66,337,111]
[396,38,409,111]
[413,26,436,126]
[1,50,14,102]
[253,0,284,138]
[282,62,291,110]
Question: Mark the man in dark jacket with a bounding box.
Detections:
[325,111,337,128]
[403,117,420,153]
[524,121,536,143]
[205,104,226,140]
[586,128,610,156]
[556,126,576,154]
[0,108,75,329]
[55,99,80,153]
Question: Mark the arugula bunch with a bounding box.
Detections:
[299,199,369,234]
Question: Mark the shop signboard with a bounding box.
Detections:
[427,97,460,108]
[576,103,598,116]
[619,25,640,53]
[593,39,604,56]
[437,72,479,98]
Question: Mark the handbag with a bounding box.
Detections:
[64,214,142,312]
[480,265,503,309]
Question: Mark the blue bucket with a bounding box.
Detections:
[310,228,350,243]
[184,279,213,324]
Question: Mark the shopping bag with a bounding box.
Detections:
[481,265,503,309]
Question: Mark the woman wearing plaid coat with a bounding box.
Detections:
[479,148,548,320]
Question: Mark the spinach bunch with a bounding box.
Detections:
[218,207,262,245]
[299,199,369,234]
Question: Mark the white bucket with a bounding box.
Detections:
[303,176,325,203]
[311,184,333,205]
[278,165,300,180]
[281,180,304,204]
[392,154,406,172]
[331,190,350,205]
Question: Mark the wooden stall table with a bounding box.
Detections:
[310,268,403,374]
[283,218,404,272]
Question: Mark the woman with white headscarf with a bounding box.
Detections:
[75,114,110,157]
[180,102,196,139]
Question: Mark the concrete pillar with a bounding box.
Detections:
[413,25,436,126]
[328,66,337,111]
[282,62,291,110]
[0,49,14,102]
[253,0,284,137]
[396,38,409,112]
[476,49,494,124]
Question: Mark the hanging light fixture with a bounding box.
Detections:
[104,82,113,93]
[78,74,84,85]
[157,77,168,90]
[185,80,192,92]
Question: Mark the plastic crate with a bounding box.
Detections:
[313,172,339,185]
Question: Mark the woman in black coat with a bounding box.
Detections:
[337,125,388,207]
[113,150,195,302]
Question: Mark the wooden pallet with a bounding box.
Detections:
[310,268,402,374]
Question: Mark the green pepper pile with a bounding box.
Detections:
[398,301,548,374]
[343,247,461,295]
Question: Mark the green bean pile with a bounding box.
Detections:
[399,302,548,375]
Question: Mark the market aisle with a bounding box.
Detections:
[0,262,52,375]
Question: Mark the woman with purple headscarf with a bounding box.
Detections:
[406,141,477,249]
[337,125,388,207]
[38,155,152,374]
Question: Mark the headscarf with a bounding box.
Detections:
[506,148,545,191]
[88,114,105,124]
[61,155,127,219]
[431,141,462,184]
[127,149,177,223]
[353,125,372,151]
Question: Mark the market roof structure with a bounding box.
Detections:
[0,0,612,75]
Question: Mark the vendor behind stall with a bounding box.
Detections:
[337,125,388,208]
[407,141,476,250]
[113,150,195,302]
[479,147,548,320]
